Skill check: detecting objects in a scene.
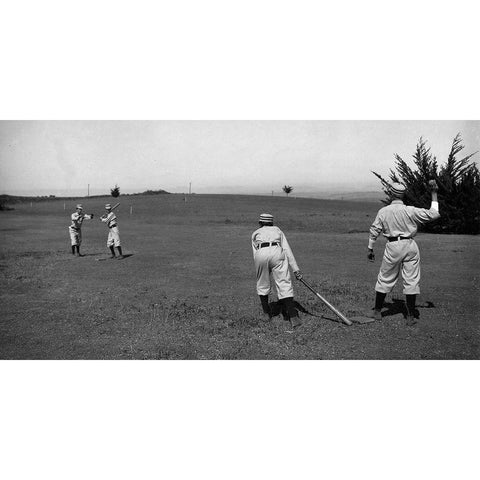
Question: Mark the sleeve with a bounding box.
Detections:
[101,214,109,223]
[280,231,299,272]
[251,232,258,257]
[368,211,383,249]
[409,203,440,224]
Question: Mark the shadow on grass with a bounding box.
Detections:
[381,299,435,319]
[268,299,340,323]
[94,253,135,261]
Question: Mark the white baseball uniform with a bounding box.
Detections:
[68,212,93,246]
[101,211,121,247]
[369,199,440,294]
[251,225,299,300]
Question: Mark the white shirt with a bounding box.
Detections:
[369,199,440,248]
[70,212,92,230]
[101,211,117,228]
[251,225,299,272]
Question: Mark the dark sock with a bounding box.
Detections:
[406,294,416,317]
[282,297,298,319]
[375,292,386,311]
[109,246,115,256]
[117,246,123,256]
[71,246,75,255]
[75,246,80,255]
[259,295,271,315]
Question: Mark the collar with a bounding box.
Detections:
[391,199,404,205]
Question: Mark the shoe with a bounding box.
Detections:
[367,310,382,321]
[116,255,125,260]
[290,316,302,329]
[406,315,417,326]
[109,255,116,259]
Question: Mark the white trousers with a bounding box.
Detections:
[69,227,81,246]
[254,245,294,299]
[375,239,421,295]
[107,226,121,247]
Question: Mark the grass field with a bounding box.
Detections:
[0,194,478,359]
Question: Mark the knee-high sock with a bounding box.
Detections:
[282,297,298,319]
[259,295,270,314]
[406,294,416,316]
[375,292,386,311]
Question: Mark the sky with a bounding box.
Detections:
[1,120,479,197]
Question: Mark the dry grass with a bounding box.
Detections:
[0,194,479,359]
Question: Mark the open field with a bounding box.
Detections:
[0,194,479,359]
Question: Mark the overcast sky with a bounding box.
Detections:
[0,120,478,196]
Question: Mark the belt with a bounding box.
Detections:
[387,236,411,242]
[109,224,117,229]
[259,242,279,248]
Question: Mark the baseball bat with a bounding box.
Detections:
[298,278,353,326]
[100,202,120,219]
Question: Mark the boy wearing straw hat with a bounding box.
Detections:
[68,204,94,256]
[251,213,303,329]
[367,181,440,325]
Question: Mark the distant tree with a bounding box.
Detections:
[283,185,293,196]
[372,133,479,234]
[110,184,120,198]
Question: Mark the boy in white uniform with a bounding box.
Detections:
[252,213,303,328]
[68,204,94,256]
[100,204,124,259]
[367,181,440,325]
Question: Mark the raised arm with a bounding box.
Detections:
[411,180,440,224]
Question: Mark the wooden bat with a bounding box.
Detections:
[100,202,120,219]
[298,278,353,326]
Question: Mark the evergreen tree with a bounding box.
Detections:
[372,134,479,234]
[110,184,120,198]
